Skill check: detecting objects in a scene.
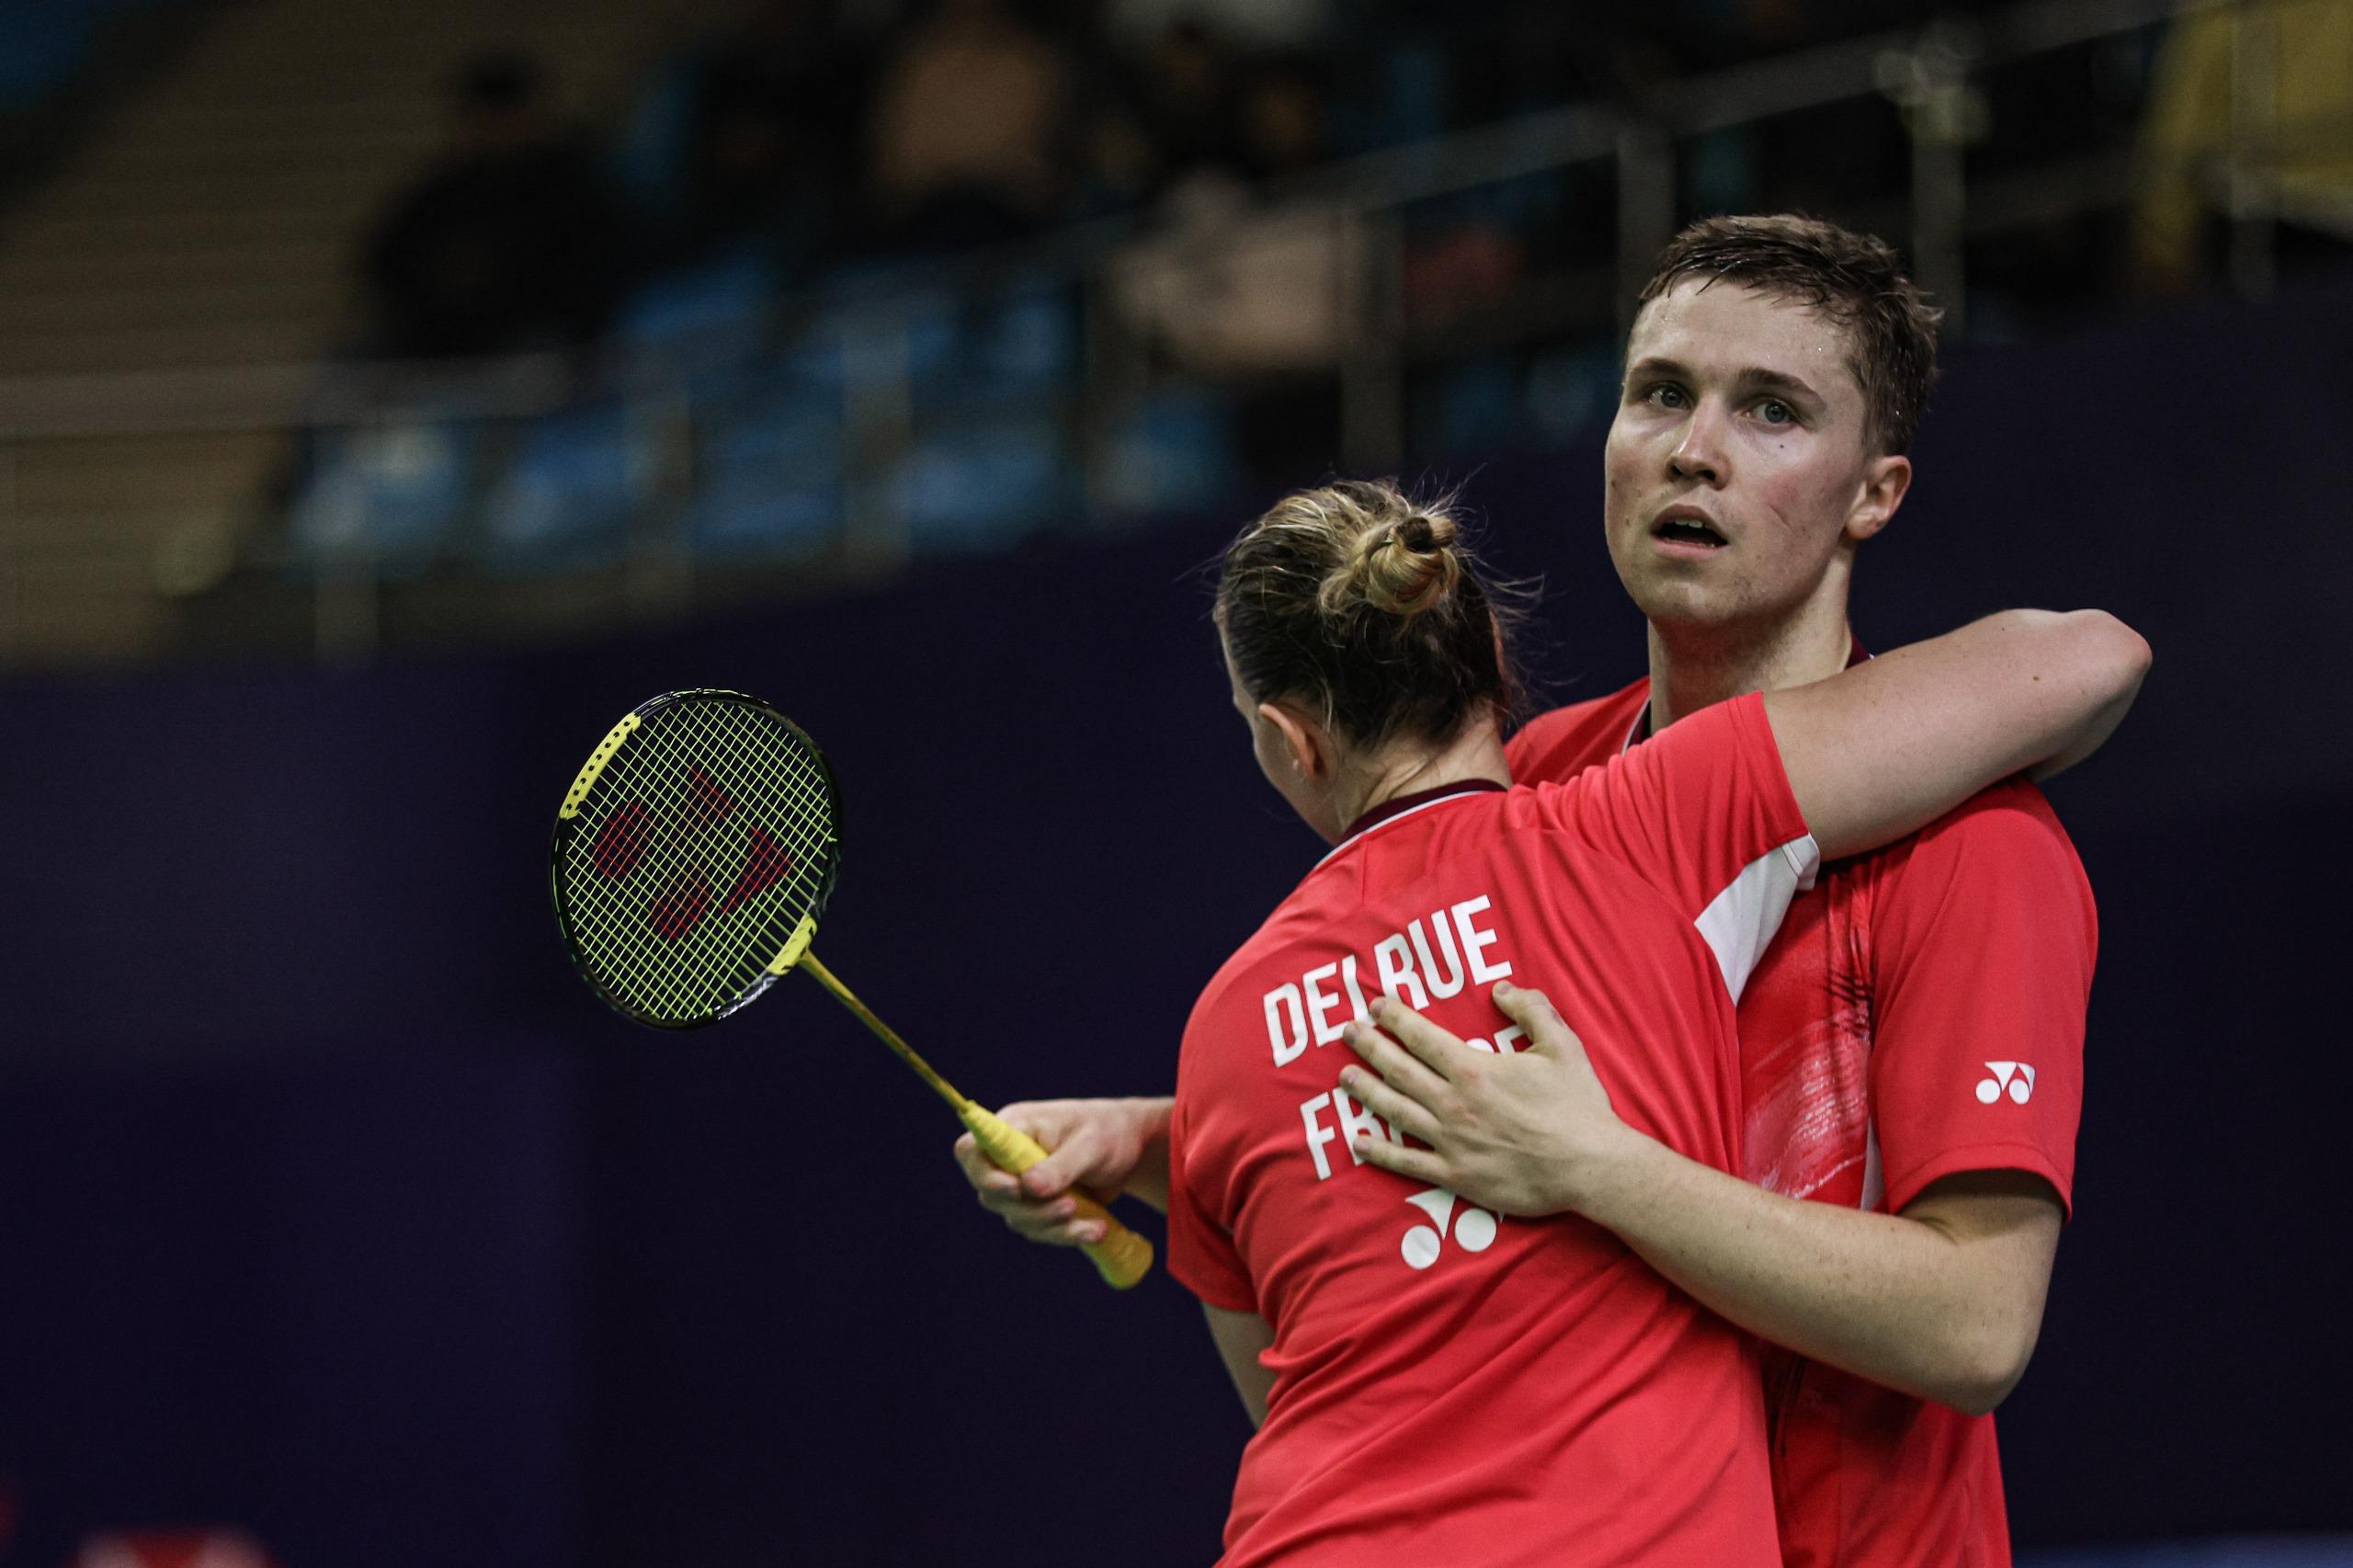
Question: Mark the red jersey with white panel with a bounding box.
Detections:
[1508,671,2097,1568]
[1168,694,1818,1568]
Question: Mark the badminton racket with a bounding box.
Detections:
[549,687,1153,1290]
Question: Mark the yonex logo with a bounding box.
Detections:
[1975,1061,2037,1106]
[721,826,796,914]
[648,872,712,941]
[592,801,652,880]
[1401,1186,1498,1269]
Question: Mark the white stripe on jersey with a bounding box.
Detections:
[1693,835,1822,1004]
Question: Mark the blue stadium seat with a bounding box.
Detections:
[0,0,192,108]
[475,401,656,571]
[1523,344,1626,444]
[0,0,101,110]
[612,247,777,366]
[1093,387,1240,518]
[1373,40,1450,150]
[288,421,475,576]
[947,280,1080,407]
[888,414,1071,556]
[681,375,844,562]
[850,290,961,399]
[607,52,700,220]
[1328,35,1448,154]
[1423,357,1523,456]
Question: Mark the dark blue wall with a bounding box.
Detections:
[2,277,2347,1564]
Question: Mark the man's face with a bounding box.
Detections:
[1604,279,1898,633]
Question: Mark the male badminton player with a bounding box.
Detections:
[1128,481,2142,1563]
[961,215,2102,1566]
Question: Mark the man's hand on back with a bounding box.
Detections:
[954,1096,1174,1245]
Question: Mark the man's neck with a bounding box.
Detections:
[1645,597,1855,733]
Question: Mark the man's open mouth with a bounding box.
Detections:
[1652,517,1727,548]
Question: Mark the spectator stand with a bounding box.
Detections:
[0,0,2333,668]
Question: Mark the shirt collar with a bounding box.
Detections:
[1318,779,1508,868]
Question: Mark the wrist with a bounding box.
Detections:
[1561,1119,1664,1225]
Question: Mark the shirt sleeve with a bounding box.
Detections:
[1867,779,2097,1217]
[1535,692,1821,1002]
[1165,1074,1258,1313]
[1503,688,1637,785]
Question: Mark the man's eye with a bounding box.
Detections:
[1645,384,1687,409]
[1757,399,1794,425]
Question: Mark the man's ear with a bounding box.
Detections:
[1845,454,1912,544]
[1257,700,1332,781]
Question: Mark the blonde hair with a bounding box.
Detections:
[1217,479,1523,750]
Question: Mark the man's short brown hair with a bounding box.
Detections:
[1637,214,1943,456]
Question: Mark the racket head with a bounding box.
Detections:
[551,688,842,1028]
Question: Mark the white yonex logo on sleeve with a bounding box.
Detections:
[1976,1062,2037,1105]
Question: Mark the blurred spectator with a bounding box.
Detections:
[1138,21,1249,193]
[1111,58,1336,376]
[867,0,1077,251]
[1403,223,1527,334]
[362,53,622,359]
[1110,58,1343,472]
[2132,0,2353,292]
[642,1,871,275]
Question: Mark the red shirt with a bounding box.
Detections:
[1509,675,2097,1568]
[1169,694,1817,1567]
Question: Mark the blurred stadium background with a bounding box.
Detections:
[0,0,2347,1563]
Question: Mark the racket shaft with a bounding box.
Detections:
[800,952,1153,1289]
[798,951,969,1110]
[961,1104,1154,1290]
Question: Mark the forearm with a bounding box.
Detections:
[1577,1130,2038,1415]
[1771,608,2151,858]
[1117,1096,1175,1212]
[2029,663,2145,780]
[1204,1303,1275,1427]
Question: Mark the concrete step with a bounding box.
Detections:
[3,206,365,253]
[1,593,170,666]
[76,126,442,185]
[0,239,347,291]
[5,512,194,642]
[35,165,405,222]
[5,433,285,514]
[0,321,324,375]
[0,278,347,335]
[115,97,433,142]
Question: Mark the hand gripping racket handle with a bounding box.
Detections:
[960,1103,1154,1290]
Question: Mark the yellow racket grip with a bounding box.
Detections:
[960,1103,1154,1290]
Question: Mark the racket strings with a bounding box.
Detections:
[609,704,833,987]
[569,714,822,1015]
[558,698,840,1022]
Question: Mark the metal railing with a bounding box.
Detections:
[0,0,2323,667]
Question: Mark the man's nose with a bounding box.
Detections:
[1668,403,1729,485]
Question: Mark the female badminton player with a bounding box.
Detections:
[1159,480,2145,1565]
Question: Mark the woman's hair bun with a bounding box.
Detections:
[1216,477,1525,752]
[1328,506,1460,619]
